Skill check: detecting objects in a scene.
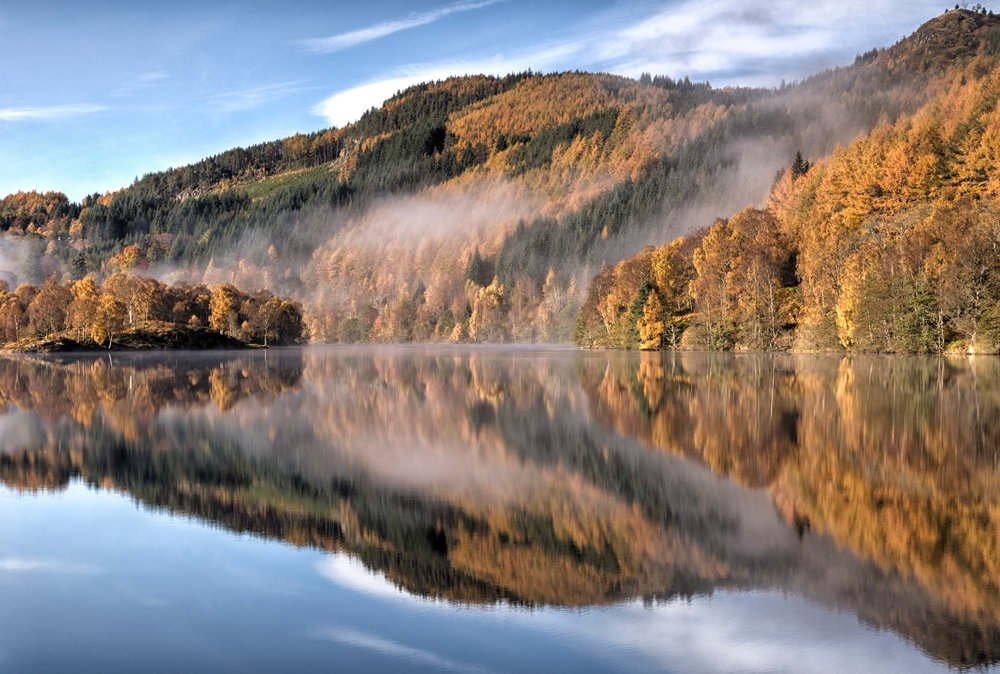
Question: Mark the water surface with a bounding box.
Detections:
[1,347,998,673]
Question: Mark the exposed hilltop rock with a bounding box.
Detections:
[874,8,1000,73]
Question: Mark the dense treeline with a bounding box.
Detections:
[577,193,1000,354]
[305,12,995,345]
[0,273,304,348]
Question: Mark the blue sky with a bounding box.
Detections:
[0,0,944,201]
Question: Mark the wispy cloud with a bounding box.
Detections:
[206,81,310,113]
[589,0,890,82]
[313,626,495,674]
[112,71,169,98]
[312,0,941,127]
[299,0,503,54]
[0,104,104,122]
[0,557,99,575]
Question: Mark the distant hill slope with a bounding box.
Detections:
[3,9,999,344]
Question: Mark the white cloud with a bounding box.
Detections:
[0,104,104,122]
[311,0,942,127]
[316,555,416,604]
[312,43,580,126]
[206,81,310,113]
[596,0,933,82]
[299,0,503,54]
[313,626,496,674]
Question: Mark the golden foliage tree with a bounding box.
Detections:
[209,285,239,337]
[637,291,665,350]
[67,277,100,341]
[91,293,127,348]
[469,278,507,343]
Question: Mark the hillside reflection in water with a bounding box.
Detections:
[0,347,997,674]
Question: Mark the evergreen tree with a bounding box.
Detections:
[791,151,811,179]
[464,247,491,287]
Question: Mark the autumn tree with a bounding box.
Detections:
[597,251,653,348]
[209,285,240,337]
[27,281,72,337]
[535,269,578,342]
[689,219,736,350]
[468,278,507,342]
[91,293,127,348]
[637,291,666,350]
[0,295,25,343]
[67,277,100,341]
[108,244,142,273]
[726,209,795,350]
[251,296,284,347]
[919,199,1000,350]
[575,265,615,347]
[507,274,540,342]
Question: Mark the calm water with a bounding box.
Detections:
[0,347,998,674]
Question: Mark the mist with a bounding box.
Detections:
[0,236,28,289]
[595,63,935,268]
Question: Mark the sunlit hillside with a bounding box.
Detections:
[2,9,998,349]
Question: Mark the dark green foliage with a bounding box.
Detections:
[350,72,531,139]
[791,151,811,178]
[626,280,653,348]
[50,75,536,276]
[978,300,1000,349]
[507,108,619,175]
[848,274,940,353]
[70,253,87,281]
[464,247,492,287]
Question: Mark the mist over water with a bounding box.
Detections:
[0,347,996,672]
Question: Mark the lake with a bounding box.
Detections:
[0,347,998,673]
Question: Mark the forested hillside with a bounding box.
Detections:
[577,8,1000,354]
[2,8,997,346]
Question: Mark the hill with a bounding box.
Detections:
[576,8,1000,354]
[2,9,998,345]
